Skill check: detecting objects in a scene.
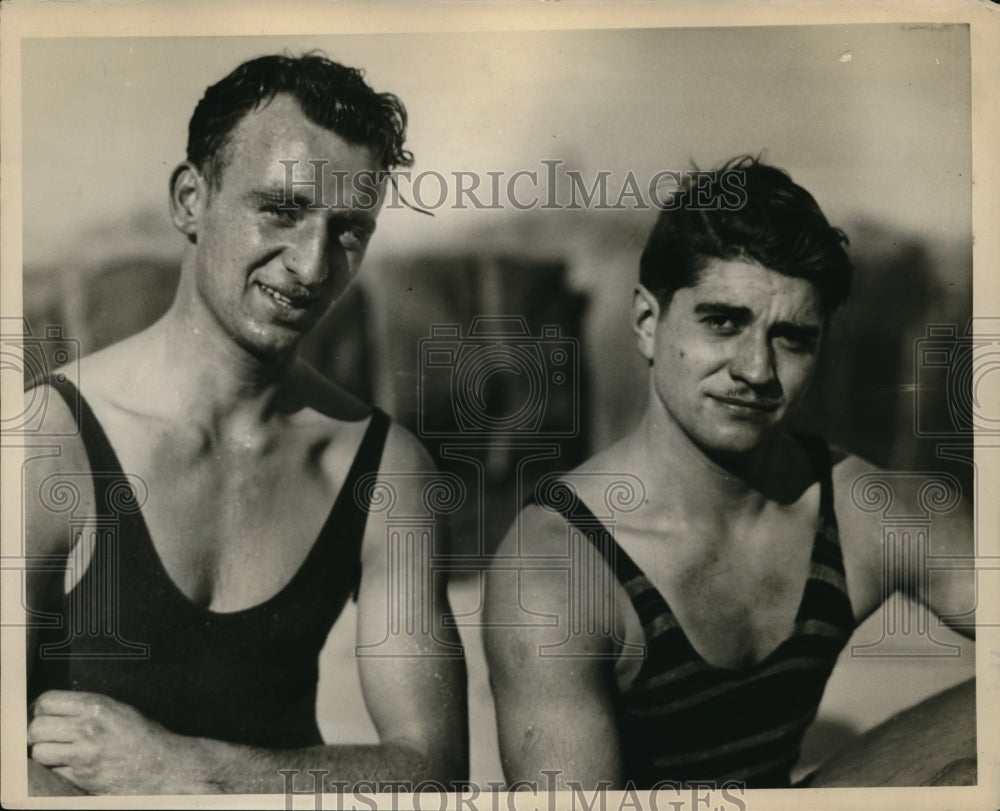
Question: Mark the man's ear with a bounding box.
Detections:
[632,284,661,363]
[169,163,207,242]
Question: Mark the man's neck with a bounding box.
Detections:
[630,389,798,521]
[137,301,301,435]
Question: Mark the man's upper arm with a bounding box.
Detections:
[833,453,976,638]
[22,384,92,677]
[484,507,624,789]
[354,424,469,781]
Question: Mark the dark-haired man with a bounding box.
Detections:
[25,54,467,795]
[485,157,975,789]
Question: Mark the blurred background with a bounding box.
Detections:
[17,25,976,784]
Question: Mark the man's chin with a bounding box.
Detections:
[691,422,781,459]
[234,326,309,363]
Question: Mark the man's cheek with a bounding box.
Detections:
[783,365,818,408]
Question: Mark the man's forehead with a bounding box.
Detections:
[217,94,384,208]
[680,258,824,319]
[223,94,380,177]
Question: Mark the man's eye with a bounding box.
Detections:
[261,205,301,225]
[339,225,372,251]
[703,315,739,333]
[776,335,817,354]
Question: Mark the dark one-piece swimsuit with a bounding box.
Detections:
[29,376,390,748]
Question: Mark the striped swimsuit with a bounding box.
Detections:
[534,436,855,788]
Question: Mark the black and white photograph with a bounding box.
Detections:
[1,1,997,809]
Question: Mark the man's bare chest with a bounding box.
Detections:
[611,498,821,673]
[71,407,363,612]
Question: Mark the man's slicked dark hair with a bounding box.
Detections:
[639,155,852,315]
[187,52,413,187]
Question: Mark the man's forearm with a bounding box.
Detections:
[189,738,459,794]
[29,688,466,796]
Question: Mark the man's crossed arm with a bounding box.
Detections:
[27,424,469,795]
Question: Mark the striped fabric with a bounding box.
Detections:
[534,435,855,788]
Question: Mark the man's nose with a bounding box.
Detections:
[283,221,343,285]
[729,332,776,388]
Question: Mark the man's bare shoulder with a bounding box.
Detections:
[830,450,885,540]
[70,333,156,400]
[22,369,94,558]
[488,485,614,655]
[571,439,651,513]
[354,415,447,579]
[356,408,437,498]
[830,449,958,519]
[379,420,436,476]
[20,345,124,465]
[831,450,929,607]
[831,448,971,538]
[830,448,879,484]
[572,434,636,477]
[28,332,176,435]
[493,502,573,562]
[491,433,640,563]
[829,447,974,626]
[23,379,81,440]
[292,361,372,424]
[291,366,438,515]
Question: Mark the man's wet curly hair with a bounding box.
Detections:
[187,52,413,188]
[640,155,852,315]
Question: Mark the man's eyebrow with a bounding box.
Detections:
[771,321,822,342]
[246,188,317,208]
[692,302,754,321]
[693,302,822,337]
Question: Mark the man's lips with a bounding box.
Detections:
[710,394,780,413]
[255,281,316,309]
